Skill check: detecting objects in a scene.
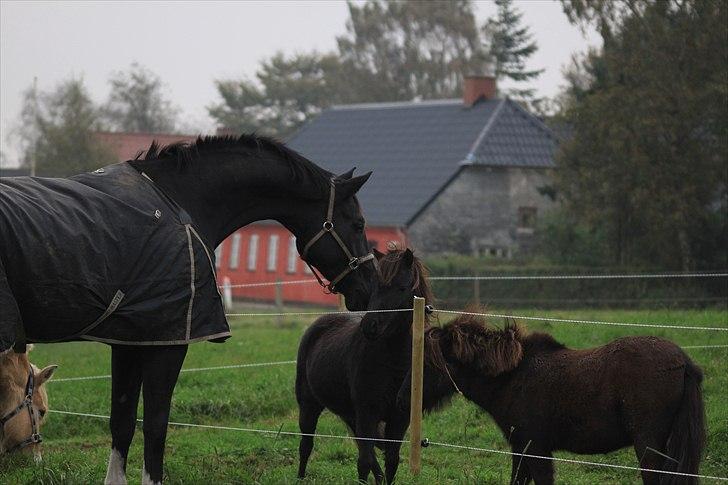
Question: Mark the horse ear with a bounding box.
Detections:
[336,168,356,180]
[372,247,385,260]
[36,365,58,385]
[337,171,372,198]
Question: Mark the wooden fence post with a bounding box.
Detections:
[275,279,283,326]
[409,296,426,475]
[338,294,346,311]
[473,275,480,306]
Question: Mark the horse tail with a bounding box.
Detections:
[661,358,706,485]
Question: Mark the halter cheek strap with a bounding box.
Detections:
[1,368,42,453]
[301,179,375,293]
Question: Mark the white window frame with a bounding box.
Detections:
[229,233,241,269]
[287,236,297,274]
[267,235,279,272]
[247,234,259,271]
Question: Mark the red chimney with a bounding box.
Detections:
[463,75,496,107]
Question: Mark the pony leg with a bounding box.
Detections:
[633,438,671,485]
[105,346,144,485]
[510,451,533,485]
[140,345,188,485]
[297,400,323,478]
[355,417,384,484]
[383,418,408,484]
[523,448,554,485]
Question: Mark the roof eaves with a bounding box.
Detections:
[405,165,466,227]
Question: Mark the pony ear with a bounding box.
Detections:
[336,168,356,180]
[372,247,385,260]
[36,365,58,385]
[337,171,372,198]
[402,248,414,267]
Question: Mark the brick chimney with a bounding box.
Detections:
[463,74,496,107]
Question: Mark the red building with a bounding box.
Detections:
[94,131,406,307]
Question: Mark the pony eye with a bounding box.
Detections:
[399,286,408,292]
[39,409,46,418]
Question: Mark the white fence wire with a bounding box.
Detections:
[48,409,728,482]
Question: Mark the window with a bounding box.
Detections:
[214,244,223,268]
[267,235,279,271]
[229,233,241,269]
[247,234,259,271]
[287,236,297,274]
[518,207,537,232]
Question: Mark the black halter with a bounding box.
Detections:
[301,178,375,294]
[0,367,42,453]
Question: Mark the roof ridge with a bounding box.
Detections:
[504,99,558,142]
[330,98,461,111]
[462,98,507,163]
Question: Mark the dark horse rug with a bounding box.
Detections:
[0,162,229,353]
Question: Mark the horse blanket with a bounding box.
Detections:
[0,162,230,352]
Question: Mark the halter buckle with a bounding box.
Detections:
[322,221,334,231]
[348,258,360,270]
[31,433,42,444]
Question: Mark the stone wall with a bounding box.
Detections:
[407,165,555,257]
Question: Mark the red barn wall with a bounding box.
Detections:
[215,223,406,306]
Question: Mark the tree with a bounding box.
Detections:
[18,77,116,177]
[105,63,179,133]
[210,0,503,137]
[483,0,543,100]
[555,0,727,270]
[208,52,345,138]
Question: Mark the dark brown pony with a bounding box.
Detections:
[296,247,433,484]
[398,313,706,485]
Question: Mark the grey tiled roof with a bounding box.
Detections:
[287,98,556,226]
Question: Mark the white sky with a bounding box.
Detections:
[0,0,599,166]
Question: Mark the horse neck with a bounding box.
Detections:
[130,150,327,248]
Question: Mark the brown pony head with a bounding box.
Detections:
[0,347,57,459]
[361,244,433,340]
[437,311,525,377]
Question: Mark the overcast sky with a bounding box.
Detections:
[0,1,599,166]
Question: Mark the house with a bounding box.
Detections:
[286,74,559,259]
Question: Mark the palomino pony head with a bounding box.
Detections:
[360,245,434,340]
[0,347,57,460]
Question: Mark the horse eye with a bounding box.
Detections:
[39,410,46,418]
[399,286,408,292]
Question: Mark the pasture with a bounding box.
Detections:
[2,307,727,484]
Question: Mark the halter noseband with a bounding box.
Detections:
[301,178,375,294]
[0,367,42,453]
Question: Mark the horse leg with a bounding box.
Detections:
[383,418,408,484]
[510,451,533,485]
[105,346,143,485]
[355,416,384,484]
[633,435,672,485]
[140,345,188,485]
[297,399,324,478]
[523,447,554,485]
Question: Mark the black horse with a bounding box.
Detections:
[397,314,706,485]
[0,135,376,484]
[295,247,433,484]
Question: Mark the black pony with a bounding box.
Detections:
[296,247,433,484]
[0,135,376,484]
[398,313,706,485]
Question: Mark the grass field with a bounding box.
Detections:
[2,307,727,484]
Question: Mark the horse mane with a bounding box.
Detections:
[136,134,332,197]
[522,332,567,352]
[427,311,525,377]
[377,245,434,321]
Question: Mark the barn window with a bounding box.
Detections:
[267,235,279,272]
[214,244,223,268]
[287,236,297,274]
[229,233,241,269]
[518,207,537,231]
[247,234,259,271]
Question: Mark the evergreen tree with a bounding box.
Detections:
[18,78,115,177]
[483,0,543,100]
[105,63,179,133]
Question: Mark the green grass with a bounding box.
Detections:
[2,308,727,484]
